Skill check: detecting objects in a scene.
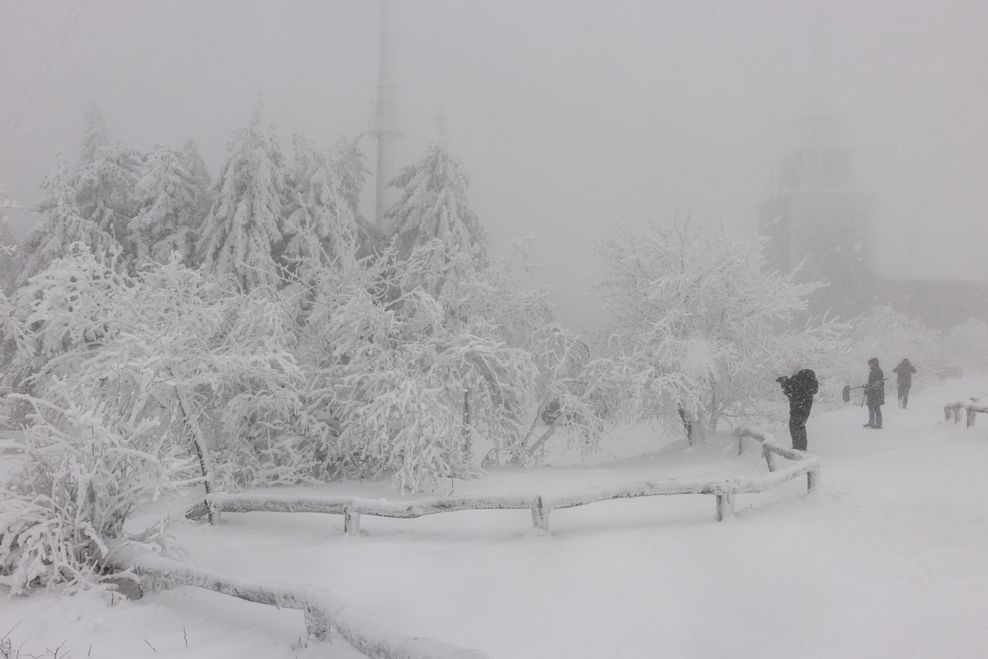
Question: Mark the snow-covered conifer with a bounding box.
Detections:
[71,106,144,250]
[20,156,116,284]
[384,137,486,262]
[281,134,358,271]
[197,104,287,290]
[129,144,200,264]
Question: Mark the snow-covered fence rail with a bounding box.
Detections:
[106,546,491,659]
[943,400,988,427]
[186,428,819,531]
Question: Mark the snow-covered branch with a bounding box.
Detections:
[106,546,491,659]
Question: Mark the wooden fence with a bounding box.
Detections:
[106,546,490,659]
[943,400,988,427]
[187,427,819,532]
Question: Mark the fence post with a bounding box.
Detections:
[531,496,551,534]
[807,467,819,493]
[343,506,361,536]
[762,445,777,472]
[716,489,736,521]
[954,406,962,424]
[967,408,976,428]
[944,406,951,422]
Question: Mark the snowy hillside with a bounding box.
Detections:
[2,375,988,658]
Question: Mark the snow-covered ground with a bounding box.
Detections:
[3,376,988,658]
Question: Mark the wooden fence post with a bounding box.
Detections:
[531,496,551,534]
[944,405,952,422]
[807,468,819,493]
[343,507,361,536]
[967,408,976,427]
[762,446,777,472]
[954,406,962,424]
[716,489,736,521]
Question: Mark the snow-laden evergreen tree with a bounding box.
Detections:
[281,134,359,271]
[0,184,20,290]
[598,219,844,439]
[19,155,116,284]
[181,138,213,227]
[384,135,486,263]
[331,136,381,256]
[0,183,16,256]
[71,106,144,250]
[197,104,287,290]
[129,144,200,264]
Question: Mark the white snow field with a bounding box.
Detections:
[3,375,988,658]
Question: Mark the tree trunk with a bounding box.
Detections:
[461,389,472,463]
[174,384,215,525]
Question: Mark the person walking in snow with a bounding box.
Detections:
[863,357,885,429]
[777,368,818,451]
[893,358,917,409]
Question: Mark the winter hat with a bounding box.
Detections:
[868,357,879,366]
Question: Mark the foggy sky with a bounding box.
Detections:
[2,0,987,327]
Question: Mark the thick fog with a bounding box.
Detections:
[2,0,987,327]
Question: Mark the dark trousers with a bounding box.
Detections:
[897,384,910,408]
[789,403,811,451]
[868,404,883,428]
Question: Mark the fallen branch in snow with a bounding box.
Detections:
[186,428,819,530]
[105,546,491,659]
[943,400,988,427]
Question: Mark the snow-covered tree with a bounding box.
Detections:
[384,138,486,262]
[129,144,201,264]
[197,104,287,290]
[20,155,116,284]
[0,183,16,255]
[281,134,359,271]
[0,184,20,291]
[71,106,144,249]
[181,138,213,227]
[598,219,844,439]
[0,387,191,595]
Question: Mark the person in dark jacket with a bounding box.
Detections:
[777,368,819,451]
[863,357,885,428]
[893,358,917,409]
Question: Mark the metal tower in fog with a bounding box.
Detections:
[370,0,403,226]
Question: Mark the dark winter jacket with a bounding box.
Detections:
[893,359,916,387]
[865,365,885,406]
[779,369,819,410]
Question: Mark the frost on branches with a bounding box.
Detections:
[197,103,287,290]
[0,391,191,595]
[598,219,844,439]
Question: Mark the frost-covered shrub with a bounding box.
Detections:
[0,393,191,594]
[597,219,845,437]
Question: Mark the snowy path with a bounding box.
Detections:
[3,377,988,658]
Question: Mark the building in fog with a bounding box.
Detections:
[759,116,876,318]
[760,116,988,328]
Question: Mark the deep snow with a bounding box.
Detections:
[3,376,988,658]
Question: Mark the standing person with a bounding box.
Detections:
[893,358,917,408]
[777,368,819,451]
[863,357,885,429]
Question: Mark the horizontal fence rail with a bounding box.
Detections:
[106,546,491,659]
[943,400,988,427]
[187,428,820,532]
